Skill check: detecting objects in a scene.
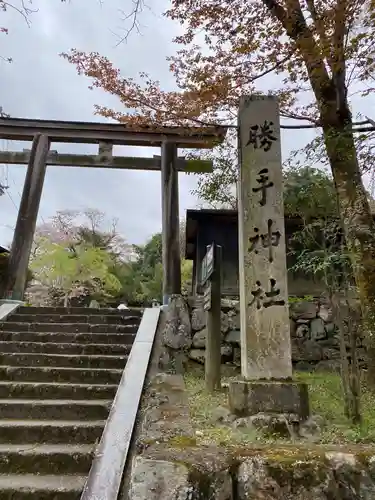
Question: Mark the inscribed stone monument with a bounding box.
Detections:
[237,95,292,380]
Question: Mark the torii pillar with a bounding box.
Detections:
[161,141,181,305]
[1,134,50,300]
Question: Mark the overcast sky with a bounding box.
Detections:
[0,0,373,248]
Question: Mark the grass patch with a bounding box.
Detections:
[184,369,375,446]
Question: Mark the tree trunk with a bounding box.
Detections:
[331,292,351,419]
[320,99,375,383]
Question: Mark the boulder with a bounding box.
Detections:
[191,307,206,331]
[192,328,207,348]
[295,324,309,339]
[235,412,299,439]
[318,305,333,323]
[292,340,323,362]
[225,329,241,344]
[310,318,326,341]
[290,301,318,320]
[325,452,375,499]
[322,347,341,360]
[129,458,192,499]
[221,298,240,312]
[233,347,241,367]
[315,359,341,373]
[162,295,192,351]
[294,361,314,372]
[325,322,337,335]
[189,349,206,364]
[221,311,230,335]
[237,456,336,500]
[228,312,241,330]
[189,346,234,365]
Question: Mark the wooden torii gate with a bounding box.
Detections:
[0,117,226,304]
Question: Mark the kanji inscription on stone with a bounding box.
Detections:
[248,219,281,263]
[246,120,277,152]
[252,168,274,206]
[238,95,292,380]
[249,279,286,309]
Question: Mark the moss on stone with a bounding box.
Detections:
[167,435,197,448]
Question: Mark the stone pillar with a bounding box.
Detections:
[237,95,292,380]
[161,141,181,306]
[2,134,50,300]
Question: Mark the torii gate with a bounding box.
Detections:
[0,117,226,304]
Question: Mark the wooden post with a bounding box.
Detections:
[2,134,50,300]
[161,141,181,305]
[203,243,222,392]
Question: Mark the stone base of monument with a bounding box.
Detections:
[228,380,310,421]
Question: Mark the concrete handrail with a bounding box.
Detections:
[0,299,24,322]
[80,307,161,500]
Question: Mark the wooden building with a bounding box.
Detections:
[185,209,326,297]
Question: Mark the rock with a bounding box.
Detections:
[322,347,341,360]
[318,305,333,323]
[290,300,318,320]
[295,323,309,339]
[221,298,239,312]
[315,359,341,373]
[247,412,299,438]
[228,312,240,330]
[289,319,297,337]
[162,295,192,351]
[294,361,314,372]
[221,311,230,334]
[237,457,283,498]
[129,457,193,499]
[221,343,233,360]
[212,406,236,424]
[225,329,241,344]
[325,322,337,335]
[319,336,340,348]
[292,340,322,362]
[325,452,375,499]
[299,415,324,441]
[237,456,336,500]
[233,347,241,367]
[310,318,326,341]
[189,349,206,364]
[191,307,206,332]
[192,328,207,348]
[189,346,233,364]
[159,295,192,373]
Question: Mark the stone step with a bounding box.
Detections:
[0,443,93,475]
[0,420,105,444]
[0,353,128,369]
[17,306,142,317]
[0,399,111,420]
[0,341,130,355]
[0,322,138,334]
[9,313,140,325]
[0,381,118,400]
[0,331,135,344]
[0,365,123,384]
[0,474,85,500]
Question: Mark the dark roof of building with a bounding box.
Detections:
[184,208,317,259]
[0,245,9,253]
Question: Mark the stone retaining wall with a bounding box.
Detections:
[188,297,365,372]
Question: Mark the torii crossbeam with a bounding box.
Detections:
[0,117,226,304]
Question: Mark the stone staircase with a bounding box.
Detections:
[0,305,142,499]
